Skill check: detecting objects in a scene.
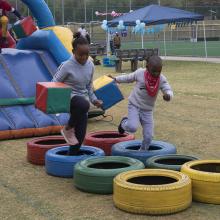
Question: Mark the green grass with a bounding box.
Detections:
[1,61,220,219]
[122,40,220,57]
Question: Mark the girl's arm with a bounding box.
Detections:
[87,66,98,104]
[52,64,68,82]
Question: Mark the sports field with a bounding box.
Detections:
[122,40,220,57]
[0,60,220,220]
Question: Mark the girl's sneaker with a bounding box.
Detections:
[61,127,79,146]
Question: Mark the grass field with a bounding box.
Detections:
[0,60,220,220]
[122,40,220,57]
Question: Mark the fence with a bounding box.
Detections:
[11,0,220,25]
[11,0,220,57]
[67,21,220,57]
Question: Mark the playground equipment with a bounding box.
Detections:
[0,0,99,140]
[111,140,176,165]
[74,156,144,194]
[27,136,67,165]
[181,160,220,204]
[45,146,105,178]
[84,131,135,155]
[113,169,192,215]
[146,154,198,171]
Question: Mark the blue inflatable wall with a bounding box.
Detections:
[17,30,71,65]
[0,49,69,139]
[21,0,55,28]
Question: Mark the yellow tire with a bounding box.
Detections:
[181,160,220,204]
[113,169,192,215]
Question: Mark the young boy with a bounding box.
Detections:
[110,55,173,150]
[52,37,103,155]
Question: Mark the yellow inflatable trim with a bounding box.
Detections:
[43,26,73,53]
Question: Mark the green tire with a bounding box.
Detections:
[74,156,145,194]
[146,154,198,171]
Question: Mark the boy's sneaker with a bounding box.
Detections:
[61,127,79,146]
[118,117,128,134]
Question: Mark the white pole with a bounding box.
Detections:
[142,34,144,67]
[106,0,108,20]
[53,0,56,22]
[196,23,198,41]
[89,22,92,38]
[163,28,167,58]
[84,0,87,23]
[15,0,18,10]
[129,0,132,11]
[203,21,208,59]
[106,0,109,56]
[62,0,64,25]
[141,34,144,49]
[158,0,161,5]
[107,31,110,56]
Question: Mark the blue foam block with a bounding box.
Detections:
[94,81,124,110]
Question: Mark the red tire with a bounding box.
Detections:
[84,131,135,155]
[27,136,67,165]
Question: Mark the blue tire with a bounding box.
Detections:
[111,140,176,166]
[45,146,105,178]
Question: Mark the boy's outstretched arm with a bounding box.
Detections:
[108,70,138,84]
[160,75,174,102]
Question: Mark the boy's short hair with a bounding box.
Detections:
[146,55,162,66]
[72,37,88,51]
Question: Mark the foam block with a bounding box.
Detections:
[12,16,37,39]
[35,82,71,114]
[93,76,124,110]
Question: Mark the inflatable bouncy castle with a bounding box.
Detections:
[0,0,74,140]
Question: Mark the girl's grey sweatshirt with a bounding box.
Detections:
[52,56,97,103]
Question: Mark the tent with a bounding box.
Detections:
[107,5,206,57]
[108,4,204,27]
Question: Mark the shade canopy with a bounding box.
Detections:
[108,4,204,27]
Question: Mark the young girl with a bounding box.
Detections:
[110,55,173,150]
[52,37,103,155]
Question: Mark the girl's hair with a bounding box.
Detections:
[72,37,88,51]
[73,32,81,39]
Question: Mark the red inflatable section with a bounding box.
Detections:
[0,30,16,48]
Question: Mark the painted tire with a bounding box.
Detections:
[111,140,176,165]
[114,169,192,215]
[74,156,144,194]
[27,136,67,165]
[84,131,135,156]
[146,154,198,171]
[45,146,105,178]
[181,160,220,204]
